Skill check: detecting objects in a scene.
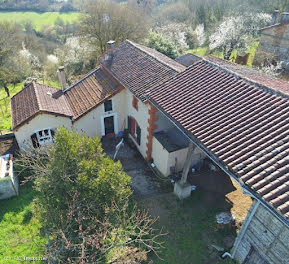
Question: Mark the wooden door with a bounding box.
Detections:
[104,116,115,136]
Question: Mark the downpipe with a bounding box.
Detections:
[221,252,233,259]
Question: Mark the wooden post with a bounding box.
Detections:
[180,142,195,185]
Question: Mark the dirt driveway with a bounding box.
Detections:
[101,137,170,199]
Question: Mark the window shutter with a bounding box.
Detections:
[128,116,131,134]
[136,126,141,145]
[31,133,39,148]
[51,129,56,138]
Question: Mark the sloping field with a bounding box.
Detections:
[0,11,79,30]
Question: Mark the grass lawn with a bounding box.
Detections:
[142,190,238,264]
[0,183,47,264]
[0,11,80,31]
[247,41,259,66]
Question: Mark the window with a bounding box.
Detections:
[127,116,141,145]
[104,99,113,112]
[132,96,138,111]
[31,129,55,148]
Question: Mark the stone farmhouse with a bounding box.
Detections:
[11,40,289,263]
[255,10,289,69]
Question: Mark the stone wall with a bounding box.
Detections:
[234,200,289,264]
[0,173,18,199]
[255,23,289,64]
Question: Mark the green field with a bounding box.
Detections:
[0,11,80,31]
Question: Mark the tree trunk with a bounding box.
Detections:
[224,42,235,61]
[4,84,10,97]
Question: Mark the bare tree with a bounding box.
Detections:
[0,22,22,97]
[79,0,151,54]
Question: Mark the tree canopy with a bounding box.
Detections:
[19,128,163,262]
[147,32,178,59]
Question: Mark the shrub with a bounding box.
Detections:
[19,128,164,262]
[147,32,178,59]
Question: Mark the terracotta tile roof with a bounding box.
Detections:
[176,53,202,67]
[11,67,122,128]
[148,58,289,220]
[206,56,289,96]
[64,68,121,119]
[11,82,73,129]
[99,40,185,101]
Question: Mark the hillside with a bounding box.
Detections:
[0,0,75,12]
[0,11,79,30]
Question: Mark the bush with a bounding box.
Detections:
[147,32,178,59]
[19,128,164,262]
[185,30,199,49]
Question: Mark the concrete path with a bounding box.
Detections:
[101,137,163,199]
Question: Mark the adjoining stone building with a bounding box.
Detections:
[233,200,289,264]
[254,11,289,69]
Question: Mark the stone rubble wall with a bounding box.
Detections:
[234,201,289,264]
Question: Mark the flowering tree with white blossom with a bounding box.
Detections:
[209,13,271,60]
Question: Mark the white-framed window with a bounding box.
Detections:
[104,99,113,112]
[31,129,55,148]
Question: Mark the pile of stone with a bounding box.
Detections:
[216,212,235,228]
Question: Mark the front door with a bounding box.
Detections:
[104,116,115,136]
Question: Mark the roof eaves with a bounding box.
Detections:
[13,110,73,131]
[148,97,289,225]
[260,22,289,31]
[72,88,124,122]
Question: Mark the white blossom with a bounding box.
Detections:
[195,24,206,46]
[47,54,58,64]
[153,23,189,51]
[209,13,271,56]
[19,42,41,71]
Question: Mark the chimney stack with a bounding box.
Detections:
[105,40,115,61]
[280,12,289,24]
[58,66,67,91]
[271,10,279,25]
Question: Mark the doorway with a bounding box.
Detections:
[104,115,115,136]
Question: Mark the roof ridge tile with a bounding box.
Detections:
[32,82,41,110]
[126,40,185,73]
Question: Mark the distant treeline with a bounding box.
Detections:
[0,0,77,12]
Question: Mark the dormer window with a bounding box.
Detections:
[104,99,113,112]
